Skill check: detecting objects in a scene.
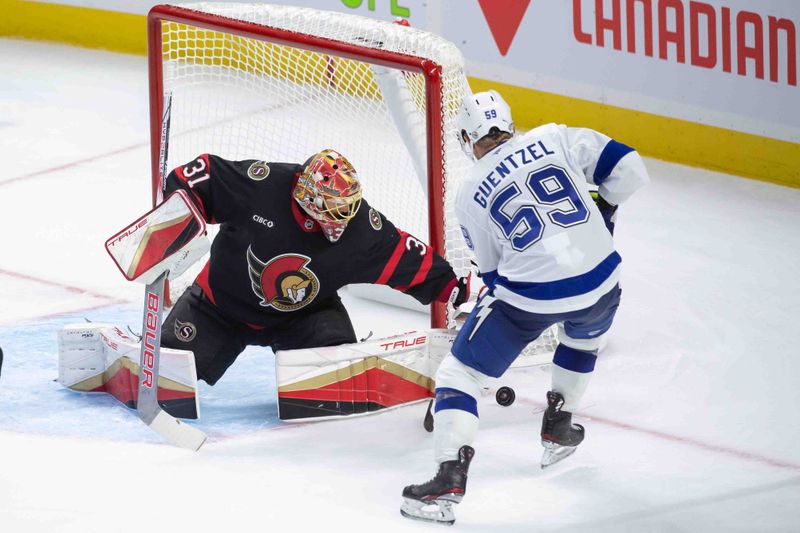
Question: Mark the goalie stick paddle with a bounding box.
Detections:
[138,270,206,450]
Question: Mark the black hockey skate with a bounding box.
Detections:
[540,390,584,468]
[400,445,475,525]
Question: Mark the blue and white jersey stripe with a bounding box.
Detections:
[594,140,634,185]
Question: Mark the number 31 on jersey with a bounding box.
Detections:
[182,156,211,188]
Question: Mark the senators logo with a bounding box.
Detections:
[246,247,320,311]
[175,319,197,342]
[368,207,382,231]
[247,161,271,181]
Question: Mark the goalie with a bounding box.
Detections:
[157,149,469,388]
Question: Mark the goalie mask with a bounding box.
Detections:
[456,90,515,161]
[294,149,363,243]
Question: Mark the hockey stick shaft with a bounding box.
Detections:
[138,270,206,450]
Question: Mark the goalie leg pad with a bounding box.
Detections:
[58,323,200,419]
[274,329,456,421]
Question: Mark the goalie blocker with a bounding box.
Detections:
[105,190,210,285]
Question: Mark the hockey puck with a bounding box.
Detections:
[495,386,515,406]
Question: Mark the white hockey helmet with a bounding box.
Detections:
[456,90,514,160]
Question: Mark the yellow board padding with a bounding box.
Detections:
[0,0,146,54]
[3,1,796,188]
[469,78,799,189]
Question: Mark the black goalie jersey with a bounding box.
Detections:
[164,154,458,328]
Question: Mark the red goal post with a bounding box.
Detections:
[146,3,474,329]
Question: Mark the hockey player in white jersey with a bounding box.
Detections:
[401,90,649,524]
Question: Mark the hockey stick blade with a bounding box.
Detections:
[138,271,207,450]
[148,410,206,451]
[423,399,434,432]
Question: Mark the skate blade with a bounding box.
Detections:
[541,441,578,469]
[400,497,456,525]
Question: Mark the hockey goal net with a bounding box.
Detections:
[147,3,556,362]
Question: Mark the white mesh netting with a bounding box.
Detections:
[152,2,556,358]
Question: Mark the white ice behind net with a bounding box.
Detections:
[156,2,556,359]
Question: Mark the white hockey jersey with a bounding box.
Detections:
[455,123,650,314]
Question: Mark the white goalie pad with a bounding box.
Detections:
[105,190,209,284]
[275,329,457,421]
[58,323,200,419]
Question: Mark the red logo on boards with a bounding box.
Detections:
[478,0,532,56]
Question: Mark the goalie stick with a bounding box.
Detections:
[137,270,206,450]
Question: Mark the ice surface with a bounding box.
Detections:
[1,38,799,532]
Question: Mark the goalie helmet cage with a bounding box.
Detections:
[147,2,473,329]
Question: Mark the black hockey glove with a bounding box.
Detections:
[590,191,618,235]
[450,273,472,308]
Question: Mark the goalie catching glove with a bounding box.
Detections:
[105,190,210,283]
